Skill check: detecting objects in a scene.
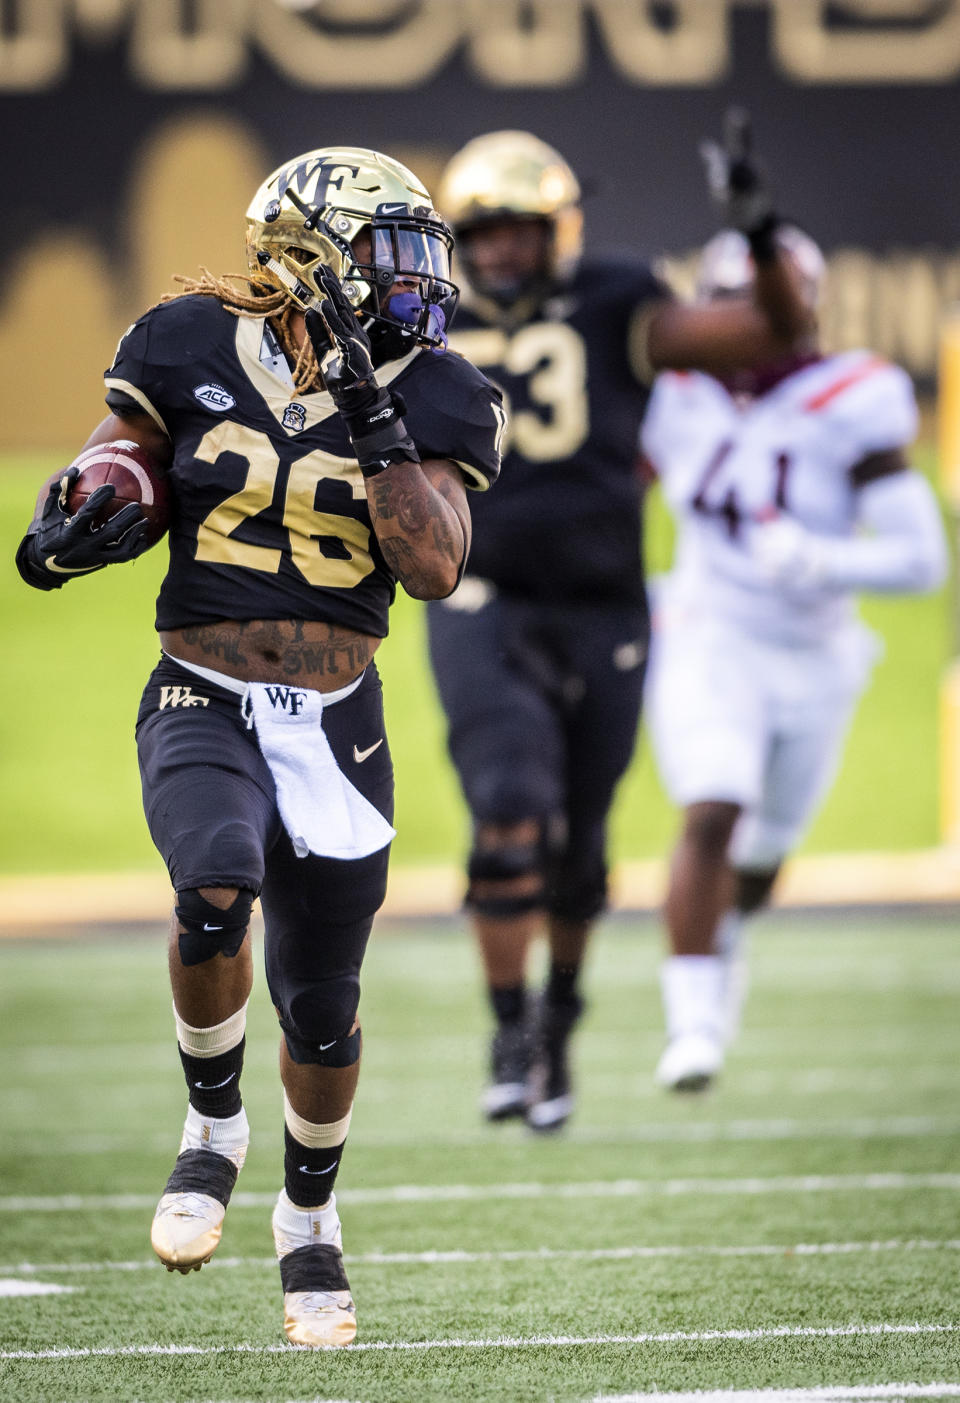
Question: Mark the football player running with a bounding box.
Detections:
[643,225,947,1093]
[15,147,503,1346]
[428,115,816,1132]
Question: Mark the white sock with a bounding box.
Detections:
[272,1188,342,1257]
[714,910,750,1046]
[660,955,725,1043]
[180,1104,249,1172]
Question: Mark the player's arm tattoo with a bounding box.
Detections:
[367,458,469,599]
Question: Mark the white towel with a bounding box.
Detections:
[243,681,395,861]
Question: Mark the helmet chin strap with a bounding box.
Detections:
[254,250,324,312]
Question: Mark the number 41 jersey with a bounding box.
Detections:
[104,294,503,637]
[641,350,919,644]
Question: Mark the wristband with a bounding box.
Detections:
[336,386,421,478]
[747,213,781,265]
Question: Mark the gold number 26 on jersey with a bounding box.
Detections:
[193,420,373,588]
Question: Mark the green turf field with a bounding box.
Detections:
[0,913,958,1402]
[0,448,951,877]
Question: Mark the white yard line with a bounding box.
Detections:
[588,1387,960,1403]
[5,1113,957,1157]
[0,1279,76,1296]
[3,1170,959,1213]
[4,1238,959,1276]
[1,1321,956,1361]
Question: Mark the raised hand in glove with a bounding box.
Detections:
[700,107,778,252]
[305,265,419,478]
[15,468,150,591]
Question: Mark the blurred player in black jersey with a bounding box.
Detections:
[15,147,502,1347]
[428,120,813,1131]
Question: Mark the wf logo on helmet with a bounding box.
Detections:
[272,159,362,209]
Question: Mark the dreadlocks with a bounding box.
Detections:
[162,269,322,394]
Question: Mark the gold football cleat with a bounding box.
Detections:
[151,1189,226,1273]
[150,1137,243,1273]
[273,1189,356,1347]
[282,1289,357,1347]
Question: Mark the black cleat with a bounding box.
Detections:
[525,994,584,1133]
[481,1015,533,1121]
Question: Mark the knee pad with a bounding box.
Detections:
[282,1021,362,1068]
[466,827,545,917]
[175,887,254,967]
[733,865,780,916]
[279,977,362,1066]
[548,862,608,924]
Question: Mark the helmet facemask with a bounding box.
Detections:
[347,210,458,358]
[455,214,555,309]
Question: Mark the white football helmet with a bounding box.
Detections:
[697,226,825,305]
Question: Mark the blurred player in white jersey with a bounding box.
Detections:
[642,226,948,1092]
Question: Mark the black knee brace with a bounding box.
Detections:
[175,887,254,967]
[466,831,545,917]
[281,1021,362,1068]
[548,864,608,923]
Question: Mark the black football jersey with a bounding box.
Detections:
[104,295,502,637]
[448,258,668,607]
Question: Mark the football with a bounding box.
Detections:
[66,440,170,547]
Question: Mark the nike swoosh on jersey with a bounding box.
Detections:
[353,739,384,763]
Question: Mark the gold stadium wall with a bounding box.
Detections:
[0,116,451,452]
[5,1,960,90]
[2,1,959,450]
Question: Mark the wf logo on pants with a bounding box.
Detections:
[159,686,210,709]
[265,687,306,716]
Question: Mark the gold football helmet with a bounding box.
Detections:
[438,130,584,291]
[245,146,457,349]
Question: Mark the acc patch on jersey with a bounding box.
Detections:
[193,382,236,412]
[282,402,307,432]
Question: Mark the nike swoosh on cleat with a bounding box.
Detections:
[193,1074,236,1090]
[353,739,383,763]
[203,923,224,931]
[299,1162,339,1175]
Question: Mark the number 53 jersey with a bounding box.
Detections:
[104,294,503,636]
[447,258,668,608]
[641,350,919,645]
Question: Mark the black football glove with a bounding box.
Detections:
[15,467,150,591]
[305,265,419,478]
[306,263,376,402]
[700,107,779,256]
